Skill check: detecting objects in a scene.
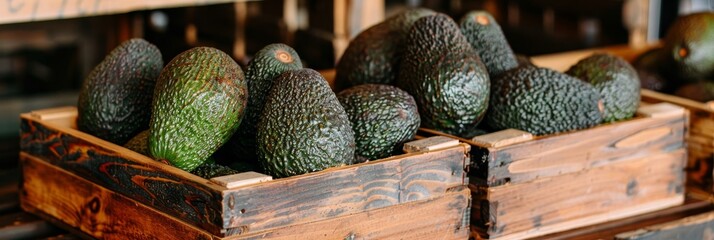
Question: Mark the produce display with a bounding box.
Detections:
[77,7,647,180]
[634,12,714,101]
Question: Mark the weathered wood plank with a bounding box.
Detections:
[238,187,470,240]
[641,89,714,187]
[615,211,714,240]
[403,136,460,153]
[210,172,272,189]
[477,107,686,187]
[20,154,216,240]
[221,146,469,233]
[19,115,227,236]
[21,152,470,240]
[473,150,686,239]
[471,129,533,148]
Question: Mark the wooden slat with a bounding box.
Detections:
[210,172,272,189]
[0,0,252,25]
[403,136,460,153]
[473,150,686,239]
[471,129,533,148]
[615,211,714,239]
[476,105,686,187]
[220,145,469,233]
[20,154,216,240]
[238,187,470,240]
[21,152,470,240]
[20,106,470,236]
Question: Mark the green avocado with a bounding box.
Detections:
[225,43,303,163]
[663,12,714,80]
[566,53,640,122]
[337,84,420,161]
[149,47,247,172]
[190,158,241,179]
[487,66,603,135]
[77,38,163,145]
[460,11,518,78]
[335,8,435,90]
[397,13,490,137]
[257,69,355,178]
[124,129,150,156]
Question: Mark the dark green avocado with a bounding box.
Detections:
[335,8,435,90]
[124,129,150,155]
[663,12,714,80]
[487,66,603,135]
[77,38,163,145]
[149,47,247,172]
[566,53,640,122]
[257,69,355,178]
[225,43,303,163]
[460,11,518,78]
[337,84,420,161]
[397,13,490,137]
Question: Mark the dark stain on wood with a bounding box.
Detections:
[532,215,543,228]
[627,179,638,196]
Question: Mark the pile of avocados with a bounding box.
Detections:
[77,8,644,179]
[632,12,714,102]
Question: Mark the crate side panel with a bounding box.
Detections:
[485,113,686,187]
[237,187,471,240]
[20,154,216,240]
[222,146,468,232]
[482,149,686,239]
[19,118,225,235]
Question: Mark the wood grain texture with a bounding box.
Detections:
[20,107,471,237]
[238,187,471,240]
[20,154,216,240]
[221,146,469,233]
[615,211,714,240]
[474,110,685,187]
[19,116,227,235]
[472,150,686,239]
[21,153,470,240]
[642,89,714,187]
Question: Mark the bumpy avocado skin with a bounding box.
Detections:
[190,158,241,179]
[460,11,518,78]
[566,53,640,123]
[397,13,490,137]
[149,47,247,172]
[337,84,420,161]
[225,44,303,163]
[663,12,714,80]
[77,38,163,145]
[257,69,355,178]
[124,129,150,155]
[487,66,603,135]
[335,8,435,90]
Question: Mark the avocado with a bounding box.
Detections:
[225,43,303,163]
[675,81,714,102]
[337,84,420,161]
[663,12,714,80]
[149,47,247,172]
[632,47,673,92]
[190,158,241,179]
[124,129,150,155]
[397,13,490,137]
[460,11,518,77]
[335,8,435,90]
[77,38,163,145]
[257,69,355,177]
[566,53,640,122]
[487,66,603,135]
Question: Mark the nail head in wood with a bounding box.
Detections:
[403,136,459,153]
[210,171,272,189]
[471,129,533,148]
[637,103,686,118]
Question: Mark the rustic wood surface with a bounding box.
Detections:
[642,89,714,188]
[615,210,714,240]
[21,153,470,240]
[472,150,686,239]
[20,107,470,237]
[20,154,217,240]
[531,196,714,240]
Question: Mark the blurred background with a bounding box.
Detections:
[0,0,712,167]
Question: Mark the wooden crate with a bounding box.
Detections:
[19,106,471,239]
[419,103,688,240]
[530,44,714,189]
